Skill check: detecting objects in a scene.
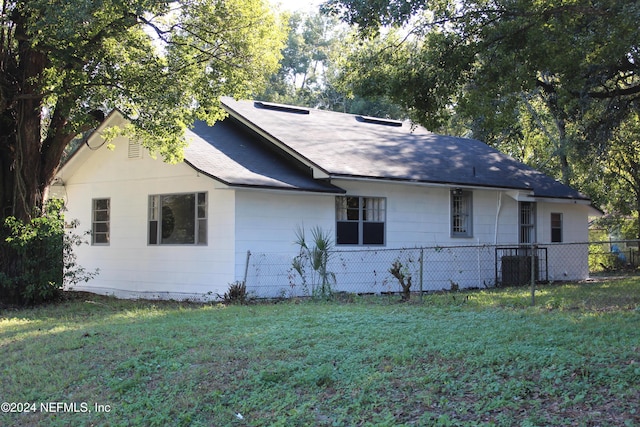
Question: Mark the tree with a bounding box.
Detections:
[0,0,286,223]
[323,0,640,187]
[259,11,344,107]
[591,113,640,240]
[0,0,286,303]
[259,10,407,118]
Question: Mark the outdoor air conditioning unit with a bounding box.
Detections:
[501,255,539,286]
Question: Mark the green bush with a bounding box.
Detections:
[0,200,96,305]
[219,281,249,304]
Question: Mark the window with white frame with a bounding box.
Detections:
[519,202,536,244]
[148,192,207,245]
[551,212,563,243]
[451,190,473,237]
[92,198,110,245]
[336,196,385,245]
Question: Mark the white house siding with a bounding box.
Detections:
[333,180,521,247]
[234,190,336,297]
[57,136,236,300]
[238,180,560,296]
[536,202,590,282]
[54,135,593,300]
[231,180,593,296]
[326,180,512,292]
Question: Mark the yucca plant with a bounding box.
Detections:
[292,225,336,299]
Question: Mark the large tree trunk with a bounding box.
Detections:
[1,14,54,304]
[0,15,48,222]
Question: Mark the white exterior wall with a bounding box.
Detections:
[334,179,522,247]
[234,179,593,297]
[536,201,589,244]
[234,190,336,296]
[536,202,590,281]
[334,180,586,247]
[54,138,592,300]
[56,136,236,300]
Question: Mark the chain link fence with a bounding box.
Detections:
[243,240,640,299]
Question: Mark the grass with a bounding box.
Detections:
[1,278,639,426]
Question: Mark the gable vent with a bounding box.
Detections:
[254,101,310,115]
[355,115,403,127]
[128,141,142,159]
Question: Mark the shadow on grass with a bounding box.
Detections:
[1,278,638,426]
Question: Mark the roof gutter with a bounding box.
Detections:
[330,175,593,204]
[329,175,529,193]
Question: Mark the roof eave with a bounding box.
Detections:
[329,175,595,205]
[55,110,128,180]
[329,174,531,193]
[183,159,345,195]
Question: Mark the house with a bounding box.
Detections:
[52,97,597,299]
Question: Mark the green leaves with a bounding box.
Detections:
[330,0,640,196]
[3,0,287,165]
[292,225,336,298]
[0,199,96,305]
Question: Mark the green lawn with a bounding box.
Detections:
[1,279,639,426]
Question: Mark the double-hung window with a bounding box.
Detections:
[336,196,385,245]
[519,202,536,244]
[148,192,207,245]
[451,190,473,238]
[551,213,563,243]
[92,198,110,245]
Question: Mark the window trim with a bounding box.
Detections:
[91,198,110,246]
[551,212,563,243]
[148,192,207,246]
[519,201,537,244]
[450,190,473,238]
[336,196,386,246]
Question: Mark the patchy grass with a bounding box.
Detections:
[1,279,639,427]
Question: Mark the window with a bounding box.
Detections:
[451,190,473,238]
[92,198,110,245]
[551,213,563,243]
[519,202,536,244]
[148,192,207,245]
[336,196,385,245]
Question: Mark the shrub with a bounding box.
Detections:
[219,281,249,304]
[0,200,97,305]
[389,259,413,301]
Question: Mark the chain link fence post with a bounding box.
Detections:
[243,250,251,286]
[530,243,537,306]
[419,247,424,302]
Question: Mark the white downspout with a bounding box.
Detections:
[494,192,503,245]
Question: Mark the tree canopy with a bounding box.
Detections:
[324,0,640,182]
[0,0,286,221]
[257,10,408,118]
[323,0,640,235]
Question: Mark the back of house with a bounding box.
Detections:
[51,98,597,299]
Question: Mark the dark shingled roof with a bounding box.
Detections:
[184,117,343,193]
[217,97,589,201]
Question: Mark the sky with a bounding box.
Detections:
[269,0,325,13]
